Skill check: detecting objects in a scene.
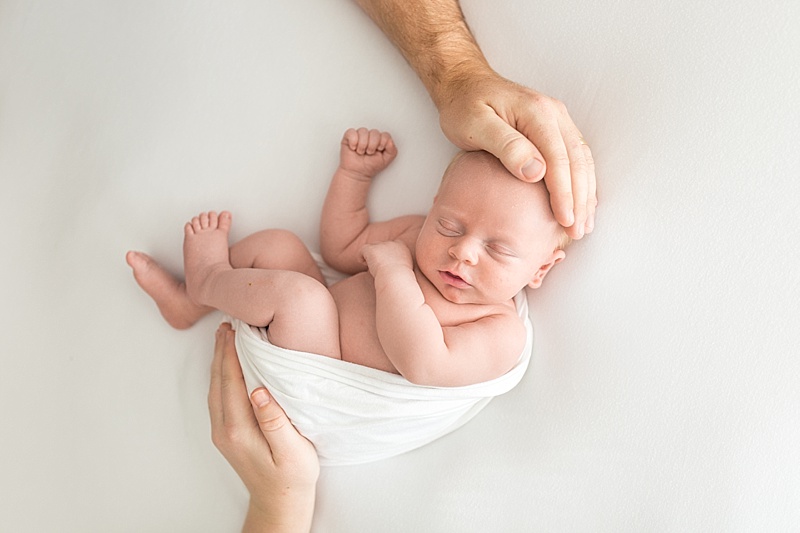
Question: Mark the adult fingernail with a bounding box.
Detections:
[251,388,270,407]
[521,159,544,180]
[586,214,595,233]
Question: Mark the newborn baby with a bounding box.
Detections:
[128,127,569,387]
[127,127,572,464]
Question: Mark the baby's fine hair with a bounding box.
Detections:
[441,150,571,251]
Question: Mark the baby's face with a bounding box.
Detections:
[415,152,565,305]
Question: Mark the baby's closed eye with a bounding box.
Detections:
[486,243,516,257]
[437,219,462,237]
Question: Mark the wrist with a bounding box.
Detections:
[335,166,374,184]
[373,262,412,277]
[244,488,316,533]
[372,263,416,294]
[430,57,494,110]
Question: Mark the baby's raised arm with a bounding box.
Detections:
[320,128,423,274]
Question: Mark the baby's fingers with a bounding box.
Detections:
[342,128,359,150]
[378,132,396,155]
[366,129,382,154]
[355,127,370,154]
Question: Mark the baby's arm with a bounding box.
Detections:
[363,241,526,387]
[320,128,423,274]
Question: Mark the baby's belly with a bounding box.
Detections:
[329,272,398,374]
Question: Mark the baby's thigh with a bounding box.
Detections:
[267,274,341,358]
[230,229,325,284]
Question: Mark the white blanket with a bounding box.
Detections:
[232,259,533,466]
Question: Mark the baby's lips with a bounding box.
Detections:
[440,270,472,288]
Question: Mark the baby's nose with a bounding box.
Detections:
[449,239,479,265]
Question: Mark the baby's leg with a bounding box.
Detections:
[127,214,327,330]
[185,212,341,357]
[230,229,325,285]
[126,251,212,330]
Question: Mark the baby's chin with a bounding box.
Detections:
[435,284,516,306]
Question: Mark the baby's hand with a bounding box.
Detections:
[339,128,397,179]
[361,240,414,277]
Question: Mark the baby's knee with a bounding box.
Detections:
[289,276,338,318]
[249,228,306,252]
[231,228,314,271]
[270,274,340,355]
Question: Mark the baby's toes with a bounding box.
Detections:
[190,214,203,231]
[199,212,211,229]
[218,211,232,232]
[207,211,218,229]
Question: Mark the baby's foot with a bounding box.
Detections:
[125,251,212,329]
[183,211,233,305]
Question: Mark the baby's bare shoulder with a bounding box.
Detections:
[443,303,527,373]
[445,299,520,327]
[459,304,523,337]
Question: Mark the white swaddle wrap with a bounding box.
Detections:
[232,256,534,466]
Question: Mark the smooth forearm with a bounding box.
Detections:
[373,267,448,384]
[320,169,372,272]
[354,0,492,108]
[242,495,314,533]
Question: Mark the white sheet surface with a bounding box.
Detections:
[2,0,799,531]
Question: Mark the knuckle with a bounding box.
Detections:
[527,90,552,106]
[210,431,224,450]
[545,94,561,105]
[499,134,533,162]
[571,160,590,180]
[223,421,245,445]
[554,191,574,206]
[550,151,571,167]
[258,413,287,433]
[529,93,564,112]
[548,184,573,204]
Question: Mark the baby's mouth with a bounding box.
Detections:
[439,270,471,288]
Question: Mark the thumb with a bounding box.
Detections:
[469,116,546,182]
[250,388,303,461]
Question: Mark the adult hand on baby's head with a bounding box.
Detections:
[209,323,318,532]
[436,68,597,239]
[361,240,414,276]
[339,127,398,179]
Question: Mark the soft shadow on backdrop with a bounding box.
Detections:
[1,0,798,531]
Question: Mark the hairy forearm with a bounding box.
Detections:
[372,266,448,385]
[320,169,372,272]
[354,0,492,108]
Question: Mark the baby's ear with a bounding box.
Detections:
[527,250,566,289]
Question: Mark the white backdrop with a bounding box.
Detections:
[1,0,798,531]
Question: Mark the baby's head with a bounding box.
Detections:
[416,151,569,305]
